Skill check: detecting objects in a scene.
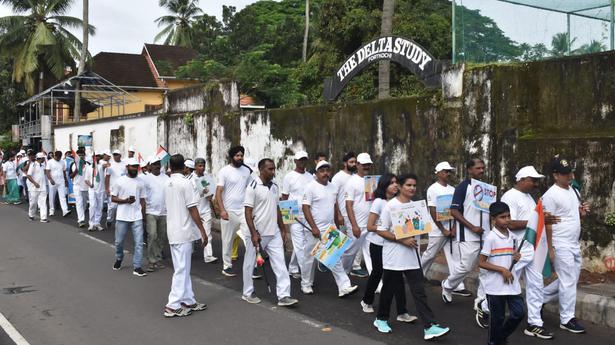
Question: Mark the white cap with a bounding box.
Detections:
[128,146,135,153]
[315,160,331,171]
[434,161,456,173]
[294,150,308,160]
[185,159,195,169]
[35,152,46,159]
[515,166,545,181]
[18,150,25,155]
[112,149,121,155]
[125,158,139,166]
[103,150,111,156]
[357,153,373,165]
[148,155,160,164]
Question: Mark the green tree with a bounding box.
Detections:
[578,39,605,54]
[0,56,25,133]
[0,0,95,94]
[155,0,203,47]
[551,32,576,57]
[518,43,549,61]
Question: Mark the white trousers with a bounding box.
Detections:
[28,190,48,220]
[525,265,545,326]
[442,241,488,311]
[242,232,291,299]
[341,229,371,273]
[303,229,352,293]
[167,242,197,309]
[88,190,105,227]
[106,196,117,223]
[220,210,246,269]
[74,190,88,222]
[48,183,68,215]
[289,222,310,279]
[201,215,213,258]
[421,236,466,291]
[543,245,581,324]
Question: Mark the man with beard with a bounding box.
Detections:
[111,158,147,277]
[441,158,491,328]
[215,146,252,277]
[45,151,71,217]
[105,150,126,228]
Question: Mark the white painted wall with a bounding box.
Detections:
[53,114,159,158]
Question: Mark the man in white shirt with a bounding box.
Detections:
[111,158,147,277]
[45,151,70,217]
[281,150,314,280]
[302,160,358,297]
[163,154,208,318]
[542,157,590,334]
[128,146,136,159]
[441,158,491,327]
[105,150,126,227]
[26,152,48,222]
[188,157,217,263]
[341,153,374,275]
[421,162,470,297]
[215,146,252,277]
[3,153,21,204]
[143,157,170,272]
[70,149,89,228]
[84,155,104,231]
[242,158,299,307]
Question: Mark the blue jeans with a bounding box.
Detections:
[115,220,144,269]
[487,294,525,345]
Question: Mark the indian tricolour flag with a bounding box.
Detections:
[156,145,170,166]
[524,199,552,278]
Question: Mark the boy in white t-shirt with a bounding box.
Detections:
[479,201,524,345]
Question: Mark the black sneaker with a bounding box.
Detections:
[252,268,262,279]
[112,260,122,270]
[524,325,554,339]
[350,268,369,278]
[317,262,329,273]
[476,307,489,329]
[452,289,472,297]
[560,318,585,334]
[133,267,147,277]
[222,267,236,277]
[29,216,35,221]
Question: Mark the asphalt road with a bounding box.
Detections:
[1,203,613,345]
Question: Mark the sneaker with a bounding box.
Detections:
[441,282,453,304]
[14,201,22,205]
[181,302,207,312]
[242,294,261,304]
[204,256,218,263]
[452,289,472,297]
[87,225,94,231]
[560,318,585,334]
[48,211,55,216]
[164,306,192,318]
[475,306,489,329]
[524,325,554,339]
[290,272,301,279]
[350,268,369,278]
[95,225,104,231]
[40,219,49,223]
[424,324,450,340]
[133,267,147,277]
[252,268,262,279]
[146,264,156,272]
[28,216,35,221]
[396,313,418,323]
[78,221,85,228]
[373,319,392,333]
[112,260,122,270]
[338,285,359,298]
[361,300,374,313]
[63,210,71,217]
[277,297,299,307]
[222,267,236,277]
[301,286,314,295]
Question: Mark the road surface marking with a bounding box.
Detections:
[0,311,30,345]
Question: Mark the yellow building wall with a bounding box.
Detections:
[165,79,200,90]
[84,90,163,120]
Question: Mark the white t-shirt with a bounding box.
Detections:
[480,228,522,295]
[71,161,89,191]
[379,198,421,271]
[83,165,95,191]
[344,174,372,228]
[2,161,17,180]
[302,180,338,231]
[165,173,201,244]
[542,185,581,248]
[366,198,386,246]
[426,182,456,237]
[188,172,215,218]
[501,187,536,237]
[244,177,280,237]
[216,164,252,212]
[45,159,66,185]
[26,161,46,192]
[106,159,127,188]
[281,170,314,218]
[331,170,353,218]
[143,173,169,216]
[111,175,145,222]
[451,178,490,242]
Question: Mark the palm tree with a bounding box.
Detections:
[551,32,576,57]
[378,0,395,99]
[155,0,203,47]
[0,0,95,95]
[579,40,605,54]
[74,0,89,121]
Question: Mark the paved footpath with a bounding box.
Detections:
[0,204,613,345]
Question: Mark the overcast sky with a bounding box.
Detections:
[0,0,608,55]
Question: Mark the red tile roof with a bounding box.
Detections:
[91,52,159,88]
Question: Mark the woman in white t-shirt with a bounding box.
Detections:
[373,174,450,340]
[360,173,413,322]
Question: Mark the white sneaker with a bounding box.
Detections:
[361,300,374,313]
[242,294,261,304]
[301,286,314,295]
[396,313,418,323]
[204,256,218,263]
[48,211,55,216]
[95,225,104,231]
[441,281,453,304]
[338,285,359,298]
